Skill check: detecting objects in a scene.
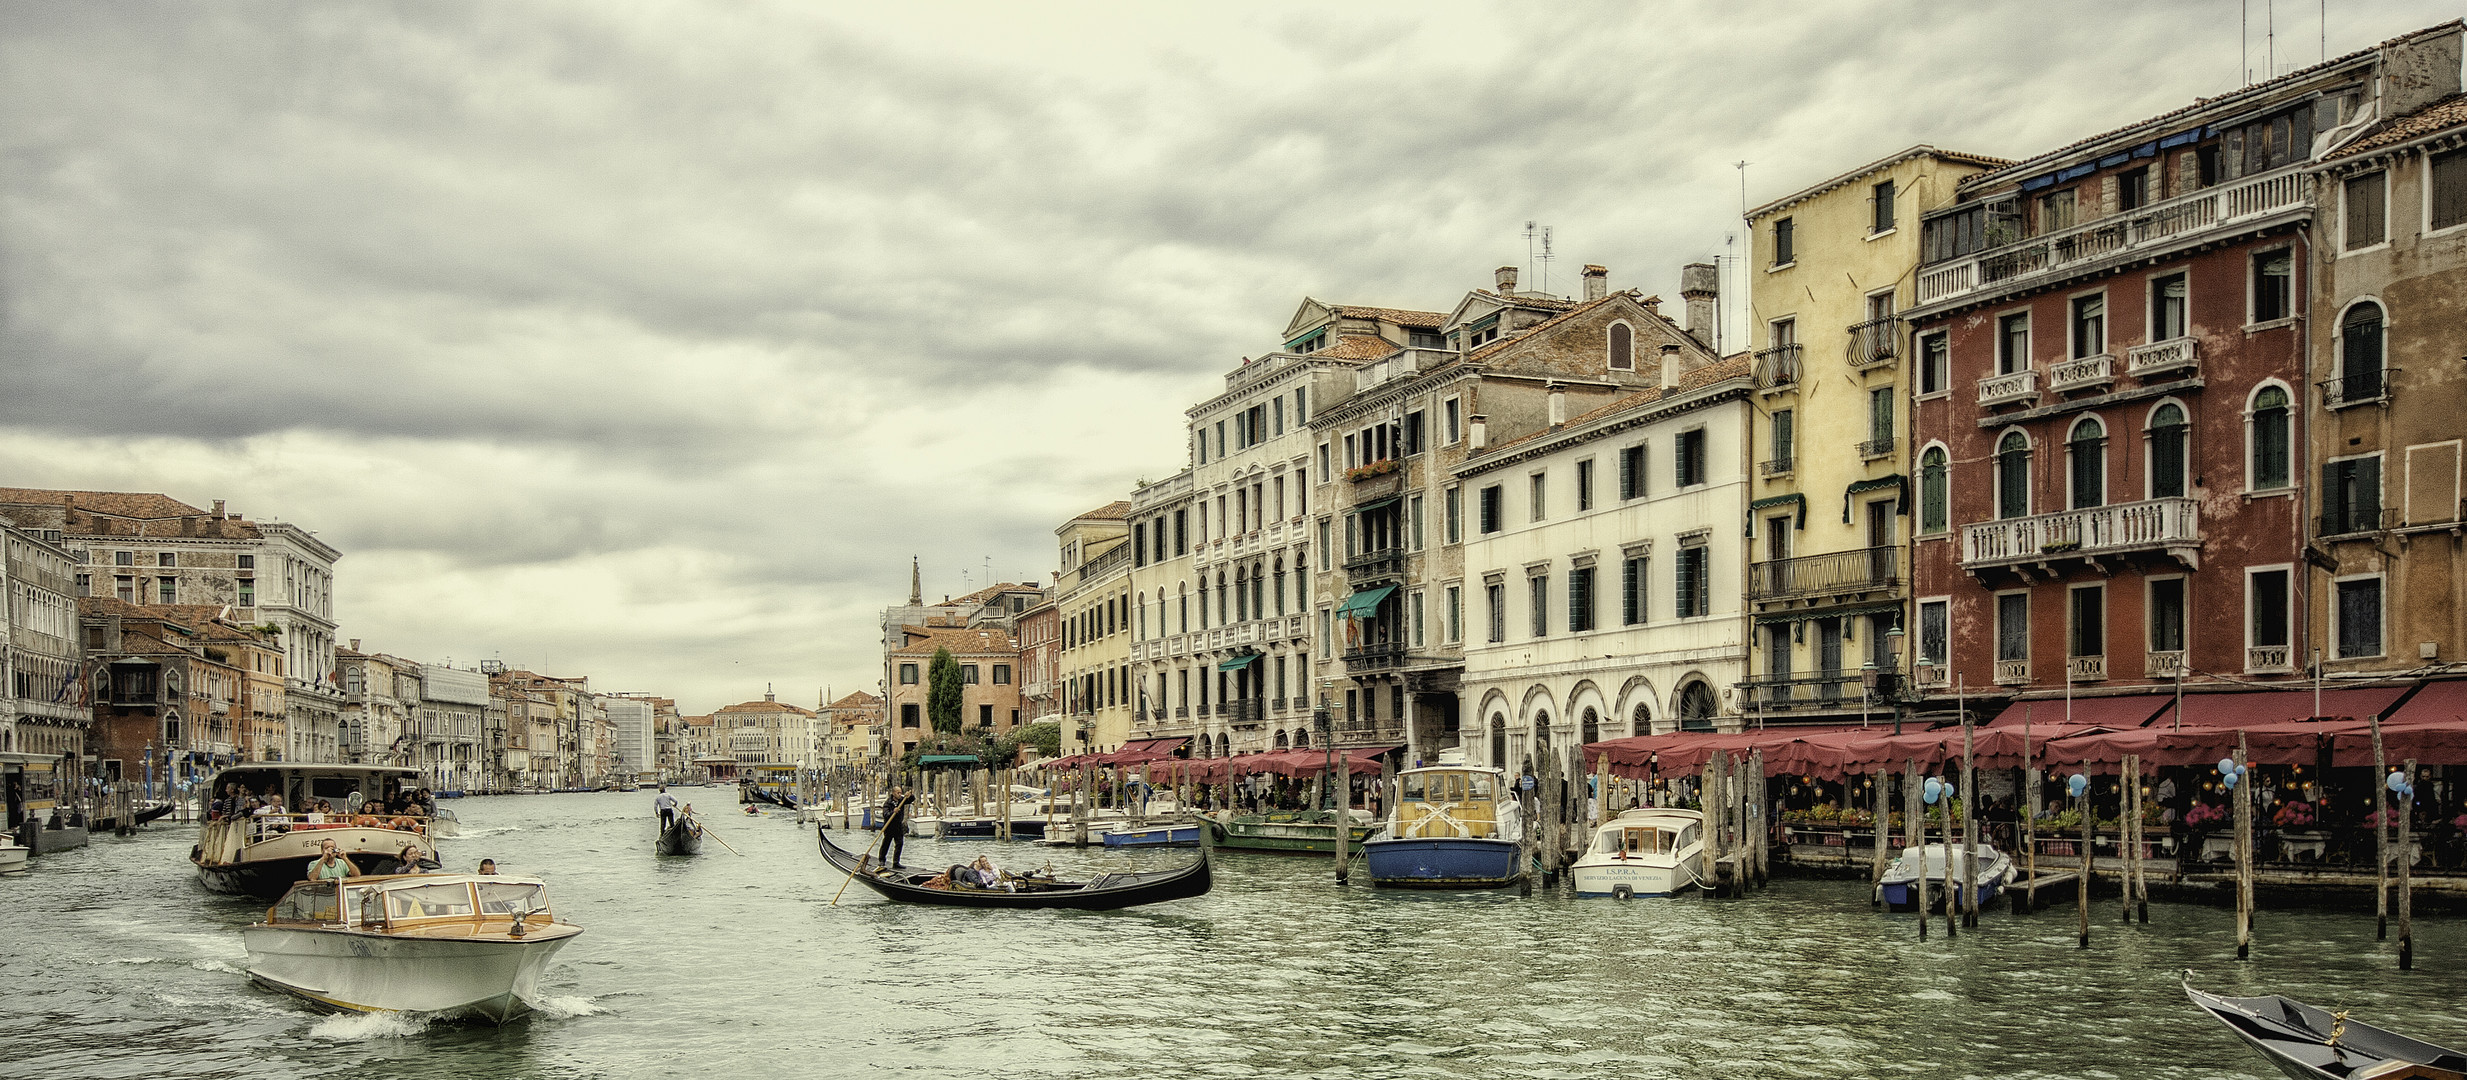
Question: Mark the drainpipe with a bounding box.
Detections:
[2296,221,2315,697]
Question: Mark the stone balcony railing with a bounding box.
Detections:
[1960,496,2199,572]
[2067,655,2106,683]
[1749,546,1898,602]
[1993,659,2029,686]
[1343,642,1405,674]
[2126,336,2198,378]
[2246,645,2293,673]
[1977,369,2039,408]
[2146,650,2186,678]
[1917,165,2311,305]
[2048,354,2114,394]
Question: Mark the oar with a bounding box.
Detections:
[830,825,892,906]
[692,816,745,856]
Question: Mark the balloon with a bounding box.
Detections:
[1922,779,1942,805]
[2387,771,2407,793]
[2235,764,2248,777]
[2218,758,2237,775]
[2224,773,2240,790]
[2067,773,2089,797]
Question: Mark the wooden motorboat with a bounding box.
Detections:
[818,832,1210,910]
[1875,842,2016,912]
[1363,757,1524,889]
[1569,808,1706,898]
[243,873,583,1023]
[2187,981,2467,1080]
[193,764,440,901]
[655,815,703,856]
[0,838,27,874]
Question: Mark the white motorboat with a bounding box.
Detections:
[243,872,582,1023]
[1875,842,2017,911]
[192,763,441,900]
[1569,807,1706,898]
[0,838,28,874]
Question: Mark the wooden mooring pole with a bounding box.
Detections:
[1941,774,1957,940]
[1870,769,1889,896]
[2077,771,2092,950]
[1702,751,1724,898]
[2120,755,2139,925]
[1905,758,1926,938]
[2399,756,2416,971]
[1960,717,1979,929]
[2235,734,2253,961]
[1750,750,1769,889]
[2373,715,2389,940]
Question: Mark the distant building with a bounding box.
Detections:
[3,520,85,764]
[603,695,657,781]
[713,691,819,768]
[77,599,285,786]
[1051,503,1131,754]
[819,690,883,769]
[886,623,1024,760]
[417,664,489,790]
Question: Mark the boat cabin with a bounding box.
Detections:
[1589,811,1701,859]
[1390,766,1507,840]
[210,763,427,822]
[267,874,557,935]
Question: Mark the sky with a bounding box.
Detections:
[3,0,2457,714]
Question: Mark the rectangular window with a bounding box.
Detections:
[2039,187,2077,232]
[1619,445,1646,500]
[158,551,177,567]
[2249,569,2290,648]
[1320,609,1333,658]
[1412,590,1426,647]
[901,704,920,728]
[1215,422,1226,459]
[899,663,919,685]
[1920,333,1948,395]
[1773,216,1794,265]
[2322,456,2382,534]
[2433,147,2467,232]
[1410,495,1426,550]
[1567,566,1595,632]
[1997,313,2030,374]
[1675,545,1710,618]
[1273,397,1285,435]
[1274,476,1287,521]
[1871,388,1897,445]
[157,576,177,604]
[1479,485,1502,534]
[1995,593,2029,662]
[2253,251,2292,322]
[1872,179,1895,233]
[1444,486,1462,543]
[114,550,133,566]
[1770,409,1794,469]
[978,704,994,727]
[1318,519,1331,567]
[1294,387,1307,425]
[962,664,980,684]
[1529,574,1550,637]
[1919,599,1950,667]
[2069,586,2104,658]
[2150,273,2187,340]
[1621,555,1648,625]
[2070,293,2105,358]
[2344,171,2386,250]
[2336,577,2383,659]
[2149,578,2185,653]
[115,576,133,602]
[237,554,255,570]
[1173,509,1188,555]
[1576,459,1595,511]
[1445,584,1462,643]
[1676,429,1707,487]
[1444,398,1462,444]
[2118,166,2149,211]
[1529,472,1547,522]
[1317,444,1330,483]
[992,664,1012,685]
[1485,583,1506,643]
[1404,411,1425,456]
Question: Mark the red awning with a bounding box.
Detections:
[1821,723,2116,780]
[2043,720,2364,774]
[1099,737,1190,767]
[2329,720,2467,767]
[2389,679,2467,725]
[1987,694,2173,729]
[1584,727,1871,779]
[2157,687,2410,727]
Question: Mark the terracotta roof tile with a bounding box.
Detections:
[1331,305,1448,328]
[715,699,815,716]
[2328,93,2467,159]
[827,691,883,708]
[1318,334,1403,361]
[890,625,1019,657]
[1075,500,1132,521]
[0,487,209,519]
[1475,355,1754,458]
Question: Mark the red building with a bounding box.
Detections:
[1903,24,2462,712]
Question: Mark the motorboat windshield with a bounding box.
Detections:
[1397,769,1498,804]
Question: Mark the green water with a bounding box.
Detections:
[1,790,2458,1078]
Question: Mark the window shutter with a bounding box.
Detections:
[2433,148,2467,231]
[1621,558,1638,624]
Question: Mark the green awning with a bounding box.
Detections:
[1844,474,1909,523]
[1754,602,1904,626]
[1216,653,1260,671]
[918,754,982,767]
[1748,493,1806,532]
[1334,584,1398,618]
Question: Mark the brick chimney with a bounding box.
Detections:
[1659,344,1683,390]
[1581,265,1607,301]
[1495,265,1519,294]
[1681,262,1719,347]
[1469,414,1489,451]
[212,499,225,520]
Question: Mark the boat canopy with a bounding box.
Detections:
[269,874,552,930]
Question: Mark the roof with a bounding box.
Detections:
[948,581,1031,606]
[1470,354,1754,461]
[1463,290,1703,368]
[892,625,1018,657]
[715,699,815,716]
[1072,500,1132,522]
[0,488,209,519]
[1748,144,2012,220]
[827,691,883,708]
[1329,304,1447,328]
[1317,334,1404,361]
[2326,92,2467,160]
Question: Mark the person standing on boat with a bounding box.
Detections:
[654,786,679,830]
[879,787,914,870]
[310,839,361,881]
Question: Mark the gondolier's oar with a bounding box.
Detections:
[692,816,745,856]
[831,827,892,906]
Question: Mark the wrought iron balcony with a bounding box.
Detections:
[1749,546,1899,601]
[2048,354,2114,394]
[1976,369,2039,407]
[1846,318,1898,370]
[2126,336,2198,378]
[1754,343,1803,390]
[2320,368,2396,410]
[1857,438,1894,459]
[1917,166,2311,305]
[1343,642,1405,673]
[1345,548,1405,584]
[1960,497,2199,572]
[1737,673,1864,710]
[1232,698,1263,727]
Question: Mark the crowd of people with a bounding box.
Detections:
[208,782,441,839]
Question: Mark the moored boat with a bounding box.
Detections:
[191,764,439,901]
[1199,810,1376,854]
[243,872,582,1023]
[1569,808,1706,898]
[1100,823,1199,848]
[0,838,27,874]
[2187,981,2467,1080]
[819,831,1211,909]
[1875,842,2016,911]
[1362,757,1524,890]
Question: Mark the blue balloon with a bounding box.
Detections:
[2235,764,2248,777]
[2067,773,2089,797]
[2387,771,2407,793]
[2224,773,2240,790]
[1922,781,1942,805]
[2218,758,2237,775]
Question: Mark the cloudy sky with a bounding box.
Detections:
[3,1,2455,713]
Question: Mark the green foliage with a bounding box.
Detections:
[926,647,963,734]
[999,722,1061,766]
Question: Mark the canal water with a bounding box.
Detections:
[1,790,2460,1079]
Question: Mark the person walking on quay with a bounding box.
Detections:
[654,786,679,831]
[879,786,914,870]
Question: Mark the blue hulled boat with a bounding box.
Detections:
[1362,755,1524,890]
[1100,823,1199,848]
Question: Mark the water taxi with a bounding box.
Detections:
[1876,842,2017,911]
[1569,808,1705,898]
[1361,756,1524,889]
[244,872,582,1022]
[191,764,438,900]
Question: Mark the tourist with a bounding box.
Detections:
[393,843,429,874]
[654,785,679,830]
[477,859,499,875]
[309,840,360,881]
[879,786,914,869]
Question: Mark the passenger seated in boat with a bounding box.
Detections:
[968,855,1013,891]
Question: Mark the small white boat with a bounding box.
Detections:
[243,873,583,1023]
[1570,808,1706,898]
[1876,842,2017,911]
[0,838,28,874]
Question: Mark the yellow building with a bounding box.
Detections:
[1053,501,1134,754]
[1742,146,2005,722]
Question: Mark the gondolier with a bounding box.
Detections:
[879,787,914,870]
[653,786,679,830]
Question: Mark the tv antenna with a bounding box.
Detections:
[1522,221,1555,295]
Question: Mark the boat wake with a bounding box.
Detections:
[527,993,606,1020]
[309,1009,436,1040]
[454,824,523,838]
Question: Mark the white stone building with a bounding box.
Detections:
[417,664,489,791]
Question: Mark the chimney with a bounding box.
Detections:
[1680,262,1719,347]
[1641,295,1661,316]
[1581,265,1608,301]
[1659,344,1683,390]
[1495,265,1519,294]
[1547,383,1567,429]
[349,638,361,651]
[1468,414,1489,451]
[212,499,225,520]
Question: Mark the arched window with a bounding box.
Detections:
[1580,707,1599,744]
[2147,403,2188,499]
[1677,682,1717,732]
[2249,385,2291,489]
[1631,702,1650,738]
[1293,726,1308,748]
[2068,416,2106,509]
[1919,446,1949,533]
[1233,566,1248,622]
[1608,322,1634,370]
[1489,714,1508,769]
[2340,302,2385,403]
[1996,431,2032,519]
[1273,729,1289,750]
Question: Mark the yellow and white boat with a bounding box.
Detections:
[243,873,582,1023]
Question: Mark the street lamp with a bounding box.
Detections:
[1883,626,1907,736]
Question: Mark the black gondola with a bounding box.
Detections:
[740,784,796,808]
[656,816,703,857]
[818,831,1210,910]
[2187,981,2467,1080]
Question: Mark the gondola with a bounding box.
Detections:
[818,832,1210,910]
[2187,980,2467,1080]
[740,784,795,808]
[656,815,703,857]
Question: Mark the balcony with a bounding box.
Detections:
[2320,368,2396,410]
[2126,336,2198,378]
[2318,506,2393,539]
[1332,720,1405,748]
[1846,318,1898,370]
[1343,642,1405,674]
[1759,456,1795,477]
[1977,369,2038,407]
[1754,343,1803,391]
[1749,546,1899,602]
[1917,166,2311,305]
[1857,438,1894,459]
[1232,698,1264,727]
[2246,645,2293,673]
[2146,651,2185,678]
[1346,548,1405,585]
[1271,697,1288,713]
[1175,705,1189,718]
[2047,354,2114,394]
[1994,660,2030,686]
[2067,655,2106,683]
[1739,674,1864,711]
[1959,497,2200,574]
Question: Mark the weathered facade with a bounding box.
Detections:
[1052,502,1132,754]
[4,521,85,763]
[78,600,284,784]
[886,623,1024,760]
[1125,467,1198,750]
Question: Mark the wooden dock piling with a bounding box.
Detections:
[2234,735,2253,960]
[2373,715,2390,940]
[1702,751,1724,898]
[2120,755,2139,925]
[2400,756,2416,970]
[1960,717,1978,929]
[1870,769,1889,894]
[1904,758,1926,938]
[2077,773,2092,950]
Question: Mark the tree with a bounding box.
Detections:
[1001,722,1061,765]
[926,647,963,734]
